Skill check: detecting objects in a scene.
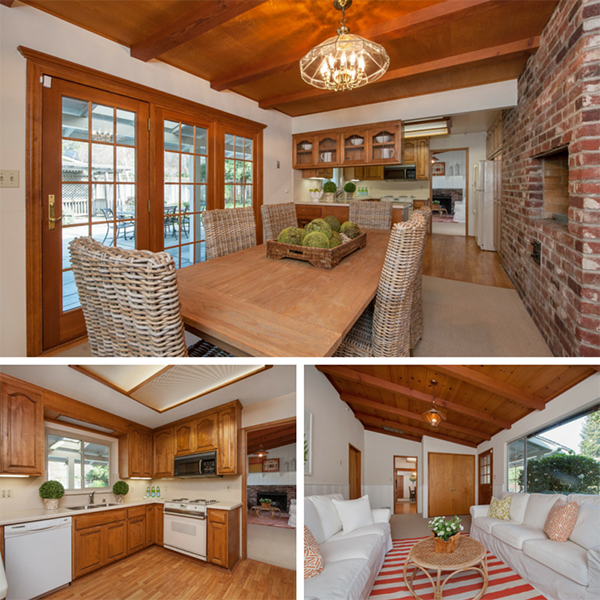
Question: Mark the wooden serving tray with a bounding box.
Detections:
[266,232,367,269]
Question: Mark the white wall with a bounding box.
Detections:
[0,2,293,356]
[247,443,296,486]
[304,366,364,498]
[242,392,296,429]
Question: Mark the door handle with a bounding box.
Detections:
[48,194,62,230]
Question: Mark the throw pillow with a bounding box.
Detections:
[331,495,374,534]
[310,495,344,541]
[488,496,511,520]
[304,526,324,579]
[544,500,579,542]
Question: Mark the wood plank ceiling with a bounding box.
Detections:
[248,421,296,454]
[12,0,559,116]
[317,365,597,448]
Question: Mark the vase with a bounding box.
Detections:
[310,191,323,202]
[433,531,460,553]
[43,498,59,510]
[116,495,125,504]
[325,193,334,203]
[261,502,271,508]
[345,192,354,200]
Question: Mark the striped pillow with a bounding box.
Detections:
[488,496,511,520]
[304,526,324,579]
[544,500,579,542]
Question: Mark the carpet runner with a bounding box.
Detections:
[369,537,546,600]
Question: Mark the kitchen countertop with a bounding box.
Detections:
[295,199,414,207]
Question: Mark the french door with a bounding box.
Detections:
[41,79,150,350]
[478,448,493,505]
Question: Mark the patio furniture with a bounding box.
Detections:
[100,208,135,244]
[410,206,431,349]
[261,202,298,241]
[179,206,190,238]
[68,236,232,357]
[203,206,257,260]
[333,214,427,357]
[176,229,391,356]
[164,205,178,238]
[349,200,393,230]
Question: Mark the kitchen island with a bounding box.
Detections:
[294,200,411,227]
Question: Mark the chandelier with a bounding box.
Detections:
[422,380,446,428]
[300,0,390,92]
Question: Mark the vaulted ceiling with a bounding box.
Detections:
[247,421,296,454]
[9,0,559,116]
[317,365,598,448]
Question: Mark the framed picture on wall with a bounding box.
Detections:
[305,409,313,476]
[432,162,445,176]
[262,459,279,472]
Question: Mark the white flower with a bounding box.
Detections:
[460,525,464,531]
[446,527,451,532]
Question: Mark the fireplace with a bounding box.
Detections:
[434,195,452,214]
[432,188,463,214]
[248,485,296,512]
[258,492,288,511]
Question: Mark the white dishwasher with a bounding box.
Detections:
[4,517,72,600]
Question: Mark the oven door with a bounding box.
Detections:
[164,512,207,560]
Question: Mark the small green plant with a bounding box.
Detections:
[309,188,321,193]
[323,181,337,193]
[39,480,65,499]
[259,498,272,505]
[432,200,440,205]
[113,481,130,496]
[344,182,357,193]
[429,515,463,541]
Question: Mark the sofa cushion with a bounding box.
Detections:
[523,494,565,530]
[544,500,579,542]
[320,533,382,565]
[568,493,600,507]
[492,523,547,550]
[332,495,374,534]
[500,492,530,523]
[304,558,370,600]
[329,522,390,543]
[305,498,326,544]
[304,526,324,579]
[523,538,589,586]
[569,502,600,550]
[311,495,344,541]
[488,496,511,520]
[473,516,518,534]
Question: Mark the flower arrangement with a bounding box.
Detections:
[428,515,463,541]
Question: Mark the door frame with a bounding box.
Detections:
[20,46,265,356]
[393,455,418,514]
[478,448,494,505]
[348,444,362,500]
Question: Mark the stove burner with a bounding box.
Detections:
[170,498,189,502]
[189,499,218,505]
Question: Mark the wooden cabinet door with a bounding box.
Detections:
[217,406,240,475]
[416,138,430,180]
[73,526,104,579]
[141,431,153,478]
[156,505,164,546]
[364,166,385,180]
[127,427,143,478]
[452,454,475,514]
[293,134,317,168]
[104,521,127,565]
[175,423,194,455]
[207,510,228,567]
[127,515,146,554]
[315,133,341,167]
[342,130,368,165]
[0,379,44,475]
[153,428,174,478]
[194,414,217,452]
[145,505,155,546]
[368,125,400,164]
[404,140,416,164]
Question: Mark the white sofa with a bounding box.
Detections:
[470,492,600,600]
[305,494,392,600]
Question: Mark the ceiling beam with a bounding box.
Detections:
[356,412,478,448]
[259,36,539,109]
[364,425,422,444]
[248,435,296,453]
[131,0,267,62]
[210,0,497,91]
[0,1,15,7]
[341,393,491,441]
[248,426,295,444]
[317,366,512,429]
[433,366,546,411]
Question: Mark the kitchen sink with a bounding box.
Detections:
[66,503,121,510]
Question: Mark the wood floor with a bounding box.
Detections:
[46,546,296,600]
[423,234,513,289]
[394,501,418,514]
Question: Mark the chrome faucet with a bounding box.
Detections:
[88,491,95,505]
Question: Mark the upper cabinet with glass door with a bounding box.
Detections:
[368,124,401,164]
[343,130,368,164]
[316,133,340,167]
[293,136,316,168]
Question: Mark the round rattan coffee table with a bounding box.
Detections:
[403,537,488,600]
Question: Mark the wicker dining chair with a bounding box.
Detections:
[409,206,432,349]
[203,207,257,260]
[349,200,393,230]
[69,236,232,357]
[261,202,298,241]
[334,213,427,357]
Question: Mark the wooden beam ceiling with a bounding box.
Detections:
[258,37,539,109]
[364,425,422,444]
[131,0,267,62]
[0,1,15,7]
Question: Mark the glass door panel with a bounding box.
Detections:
[224,133,253,209]
[370,128,398,163]
[317,135,338,165]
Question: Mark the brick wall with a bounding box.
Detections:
[247,485,296,512]
[432,188,463,213]
[501,0,600,356]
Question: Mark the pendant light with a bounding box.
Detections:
[251,436,269,458]
[300,0,390,92]
[422,380,446,428]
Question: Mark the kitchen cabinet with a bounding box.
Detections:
[104,520,128,565]
[315,133,341,167]
[404,139,416,164]
[174,422,194,455]
[342,129,368,164]
[141,431,153,478]
[301,168,334,179]
[217,403,241,475]
[354,166,384,180]
[368,125,401,164]
[118,426,153,479]
[153,428,174,478]
[145,505,155,546]
[293,135,316,168]
[295,203,407,228]
[156,505,164,546]
[416,138,430,180]
[0,376,44,476]
[194,413,218,452]
[127,506,147,555]
[207,508,240,569]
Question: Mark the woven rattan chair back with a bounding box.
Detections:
[69,236,188,357]
[409,206,432,349]
[371,213,427,356]
[261,202,298,241]
[349,200,393,230]
[203,207,257,260]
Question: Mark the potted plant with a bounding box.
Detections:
[323,181,337,203]
[309,188,323,202]
[39,480,65,510]
[259,497,272,509]
[344,181,357,199]
[429,515,463,553]
[113,480,130,504]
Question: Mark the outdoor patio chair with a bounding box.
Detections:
[100,208,135,244]
[203,206,257,260]
[409,206,432,349]
[261,202,298,241]
[349,200,393,230]
[164,205,178,238]
[334,213,427,357]
[69,236,232,357]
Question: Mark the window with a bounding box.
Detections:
[224,133,253,210]
[47,430,111,491]
[507,406,600,495]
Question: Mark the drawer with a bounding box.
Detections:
[208,508,228,524]
[295,205,322,218]
[75,508,127,530]
[127,505,146,518]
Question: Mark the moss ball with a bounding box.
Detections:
[305,218,332,239]
[340,221,361,239]
[323,215,341,232]
[329,231,343,248]
[303,231,330,248]
[277,227,305,245]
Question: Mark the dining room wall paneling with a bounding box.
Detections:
[0,2,293,356]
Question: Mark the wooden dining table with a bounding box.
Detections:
[177,229,391,357]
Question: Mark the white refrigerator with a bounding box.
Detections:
[475,160,496,251]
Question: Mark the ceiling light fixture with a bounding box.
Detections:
[252,437,269,459]
[422,379,446,428]
[300,0,390,92]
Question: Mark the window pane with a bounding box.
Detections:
[164,120,180,151]
[235,136,244,160]
[508,438,525,493]
[225,159,234,183]
[83,441,110,488]
[164,151,179,182]
[62,97,89,140]
[62,269,80,312]
[225,133,235,158]
[244,137,253,160]
[244,161,252,183]
[195,156,207,183]
[116,109,136,146]
[181,154,193,183]
[91,104,114,143]
[92,143,114,182]
[116,147,136,182]
[63,140,89,180]
[48,435,82,490]
[225,185,234,208]
[235,161,244,184]
[195,127,207,155]
[181,124,194,153]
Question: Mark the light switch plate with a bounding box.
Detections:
[0,170,20,188]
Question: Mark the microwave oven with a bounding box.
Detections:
[174,451,222,478]
[384,165,416,180]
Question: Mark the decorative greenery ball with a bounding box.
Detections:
[277,226,305,245]
[323,181,337,194]
[344,182,357,193]
[329,231,343,248]
[303,232,330,248]
[340,221,361,239]
[305,218,332,239]
[113,481,130,496]
[323,215,341,232]
[39,480,65,499]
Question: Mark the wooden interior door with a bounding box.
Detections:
[478,449,493,505]
[396,473,404,500]
[348,444,361,500]
[452,454,476,514]
[41,78,149,350]
[428,453,475,517]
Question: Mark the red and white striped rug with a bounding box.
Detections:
[369,537,546,600]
